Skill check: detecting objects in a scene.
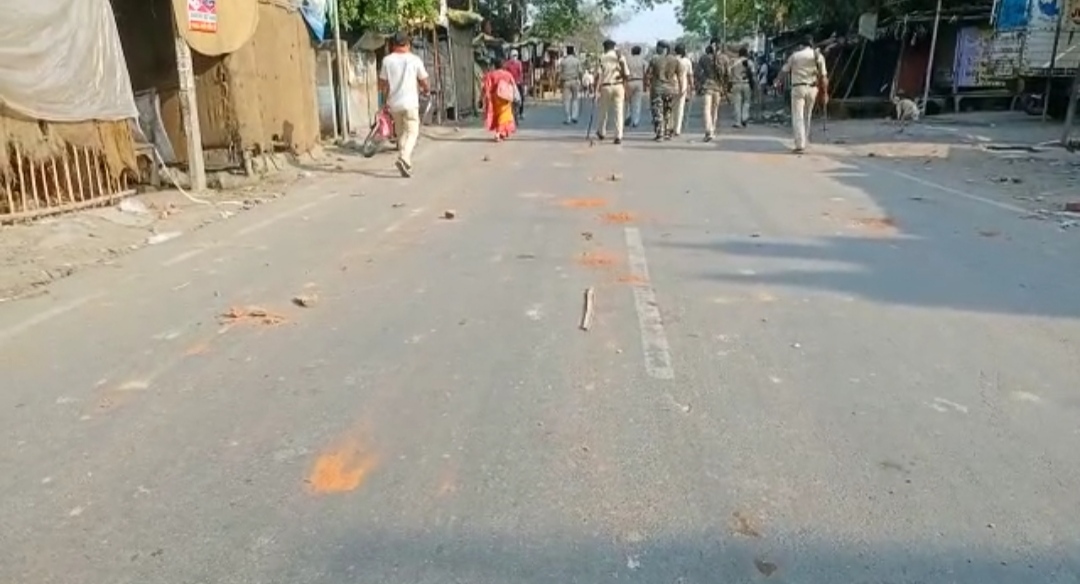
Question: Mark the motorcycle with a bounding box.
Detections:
[359,94,435,159]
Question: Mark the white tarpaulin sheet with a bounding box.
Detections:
[0,0,137,122]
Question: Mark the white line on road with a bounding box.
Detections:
[384,207,427,233]
[162,247,209,267]
[624,227,674,380]
[0,294,102,344]
[867,162,1029,215]
[236,200,323,237]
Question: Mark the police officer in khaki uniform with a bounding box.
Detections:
[729,46,756,128]
[594,39,629,144]
[558,46,583,124]
[778,35,829,153]
[696,45,726,141]
[624,46,647,128]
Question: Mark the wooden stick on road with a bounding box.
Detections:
[580,287,595,331]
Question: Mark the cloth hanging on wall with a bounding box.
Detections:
[298,0,329,41]
[0,0,137,121]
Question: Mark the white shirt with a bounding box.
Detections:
[677,56,693,93]
[379,51,429,112]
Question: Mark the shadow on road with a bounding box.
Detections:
[312,529,1077,583]
[621,128,1080,320]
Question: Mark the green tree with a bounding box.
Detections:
[338,0,441,32]
[676,0,870,40]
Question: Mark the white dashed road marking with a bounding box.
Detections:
[624,227,674,380]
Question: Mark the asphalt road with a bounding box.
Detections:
[3,103,1080,584]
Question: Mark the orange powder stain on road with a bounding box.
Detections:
[578,250,619,267]
[600,212,636,224]
[559,198,608,209]
[307,447,378,494]
[184,342,211,356]
[852,217,897,229]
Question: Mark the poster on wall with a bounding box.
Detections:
[187,0,218,33]
[954,26,1006,88]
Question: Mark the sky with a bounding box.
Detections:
[611,4,684,43]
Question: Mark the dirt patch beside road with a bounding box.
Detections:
[819,113,1080,220]
[0,127,465,303]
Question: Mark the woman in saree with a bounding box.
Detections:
[482,59,518,141]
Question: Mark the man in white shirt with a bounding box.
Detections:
[558,46,583,123]
[672,43,694,137]
[777,35,828,153]
[378,32,430,177]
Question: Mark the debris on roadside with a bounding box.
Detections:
[977,229,1001,238]
[292,294,318,308]
[392,203,406,208]
[991,175,1023,184]
[580,287,595,331]
[754,559,779,577]
[442,210,457,220]
[220,306,286,326]
[482,155,490,162]
[146,231,182,245]
[608,173,622,182]
[119,198,150,215]
[581,231,594,241]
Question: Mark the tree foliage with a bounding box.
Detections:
[676,0,872,40]
[339,0,640,47]
[338,0,440,31]
[531,1,630,48]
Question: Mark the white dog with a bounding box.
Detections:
[893,96,920,131]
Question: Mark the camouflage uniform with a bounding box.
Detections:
[646,51,681,140]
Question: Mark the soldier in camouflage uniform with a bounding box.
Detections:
[644,41,682,141]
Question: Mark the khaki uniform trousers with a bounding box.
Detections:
[597,83,626,139]
[790,84,818,151]
[391,107,421,166]
[562,80,581,122]
[701,89,722,137]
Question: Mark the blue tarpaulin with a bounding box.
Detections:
[298,0,330,41]
[994,0,1030,30]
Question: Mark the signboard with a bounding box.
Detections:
[187,0,218,33]
[954,26,1007,87]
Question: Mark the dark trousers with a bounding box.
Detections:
[515,84,526,117]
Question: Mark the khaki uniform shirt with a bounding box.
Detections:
[782,47,827,86]
[558,55,582,84]
[625,55,647,81]
[729,56,757,85]
[598,50,629,86]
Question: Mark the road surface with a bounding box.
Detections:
[2,104,1080,583]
